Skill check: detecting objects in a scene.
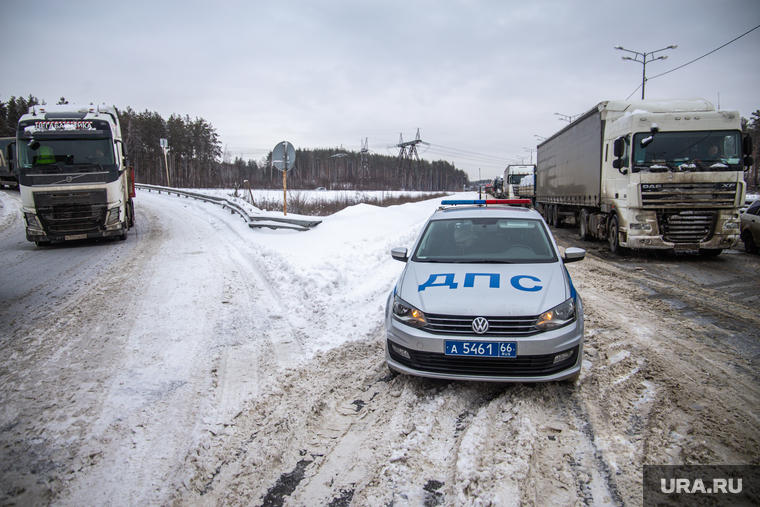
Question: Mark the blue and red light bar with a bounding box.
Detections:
[441,199,532,206]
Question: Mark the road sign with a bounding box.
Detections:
[272,141,296,171]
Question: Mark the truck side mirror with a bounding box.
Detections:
[743,135,753,156]
[613,138,625,158]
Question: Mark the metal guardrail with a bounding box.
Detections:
[135,184,322,231]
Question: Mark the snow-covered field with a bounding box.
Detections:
[1,188,759,507]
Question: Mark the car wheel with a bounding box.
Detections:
[744,232,760,254]
[608,215,621,254]
[578,209,589,241]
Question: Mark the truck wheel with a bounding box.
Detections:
[550,205,559,227]
[608,215,621,254]
[578,210,589,241]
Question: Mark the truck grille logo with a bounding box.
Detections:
[472,317,490,334]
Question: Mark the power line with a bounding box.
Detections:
[625,23,760,100]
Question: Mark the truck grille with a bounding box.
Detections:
[33,190,108,235]
[641,182,737,208]
[388,340,578,377]
[658,211,717,243]
[424,314,539,337]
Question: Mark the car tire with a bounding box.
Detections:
[387,364,401,378]
[563,370,581,384]
[743,232,760,254]
[608,215,621,255]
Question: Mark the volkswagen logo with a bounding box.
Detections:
[471,317,489,334]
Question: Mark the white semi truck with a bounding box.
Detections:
[7,104,135,246]
[504,164,535,199]
[535,99,752,255]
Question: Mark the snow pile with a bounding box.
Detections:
[222,192,452,358]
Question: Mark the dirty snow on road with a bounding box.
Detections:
[1,188,759,507]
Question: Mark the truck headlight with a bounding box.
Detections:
[536,298,576,330]
[629,223,652,231]
[105,206,121,227]
[392,295,427,327]
[724,221,739,230]
[24,212,44,232]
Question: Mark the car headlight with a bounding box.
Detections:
[536,298,576,330]
[392,295,427,327]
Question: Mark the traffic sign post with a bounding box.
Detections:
[272,141,296,215]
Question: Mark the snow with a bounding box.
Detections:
[2,186,760,506]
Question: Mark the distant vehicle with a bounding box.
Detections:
[504,165,535,199]
[517,173,535,204]
[11,104,135,246]
[490,176,504,197]
[384,198,585,383]
[535,99,752,256]
[740,199,760,254]
[315,187,327,191]
[0,137,18,188]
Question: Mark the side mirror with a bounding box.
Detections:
[28,139,40,151]
[613,138,625,158]
[391,247,408,262]
[745,156,754,168]
[563,247,586,263]
[743,135,753,156]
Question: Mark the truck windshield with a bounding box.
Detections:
[632,130,742,172]
[17,138,115,169]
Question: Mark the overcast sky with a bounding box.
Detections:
[2,0,759,180]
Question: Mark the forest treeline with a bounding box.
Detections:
[0,94,469,191]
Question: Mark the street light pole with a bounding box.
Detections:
[614,45,677,99]
[524,147,536,165]
[554,112,580,123]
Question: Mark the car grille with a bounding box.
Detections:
[658,211,717,243]
[388,341,578,377]
[424,314,539,337]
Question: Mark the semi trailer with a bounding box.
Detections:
[0,137,18,188]
[535,99,752,255]
[7,104,135,245]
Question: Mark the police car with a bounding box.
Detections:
[385,199,585,383]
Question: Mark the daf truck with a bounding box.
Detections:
[535,99,752,255]
[8,104,135,245]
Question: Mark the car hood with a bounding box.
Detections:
[397,261,570,316]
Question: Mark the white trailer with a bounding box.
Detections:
[535,99,752,255]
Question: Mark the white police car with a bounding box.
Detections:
[385,199,585,382]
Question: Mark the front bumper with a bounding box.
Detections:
[384,294,584,383]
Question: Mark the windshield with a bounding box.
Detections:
[632,130,742,172]
[17,138,115,170]
[412,217,558,263]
